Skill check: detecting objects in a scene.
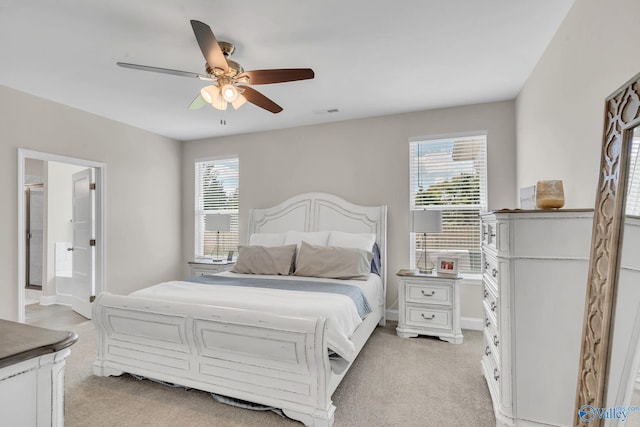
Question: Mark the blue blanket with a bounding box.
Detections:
[188,274,372,319]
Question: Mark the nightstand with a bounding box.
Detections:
[188,261,235,277]
[396,272,463,344]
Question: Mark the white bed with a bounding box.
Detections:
[92,192,387,427]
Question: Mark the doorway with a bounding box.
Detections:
[17,149,106,323]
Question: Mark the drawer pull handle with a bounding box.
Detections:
[421,290,435,297]
[493,335,499,346]
[483,289,489,298]
[485,346,491,356]
[491,302,497,312]
[421,313,435,320]
[492,268,498,278]
[483,231,488,237]
[494,368,500,381]
[485,318,491,327]
[491,233,496,238]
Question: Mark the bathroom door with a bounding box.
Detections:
[71,168,95,319]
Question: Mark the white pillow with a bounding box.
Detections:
[284,231,330,249]
[249,233,285,247]
[328,231,376,252]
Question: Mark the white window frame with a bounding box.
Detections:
[194,156,239,259]
[409,133,488,274]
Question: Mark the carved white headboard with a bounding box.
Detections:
[248,192,388,306]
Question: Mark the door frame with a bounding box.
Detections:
[17,149,106,323]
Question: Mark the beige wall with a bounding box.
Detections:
[182,101,517,317]
[516,0,640,208]
[0,85,183,321]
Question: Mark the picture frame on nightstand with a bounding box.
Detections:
[436,256,459,277]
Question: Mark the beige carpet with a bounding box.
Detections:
[63,320,495,426]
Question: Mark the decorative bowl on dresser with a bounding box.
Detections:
[480,209,593,427]
[396,271,463,344]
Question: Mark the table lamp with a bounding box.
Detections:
[205,214,231,261]
[412,210,442,273]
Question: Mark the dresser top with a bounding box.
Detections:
[0,319,77,369]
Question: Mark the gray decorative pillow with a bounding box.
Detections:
[232,244,297,275]
[294,241,373,280]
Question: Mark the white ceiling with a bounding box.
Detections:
[0,0,575,142]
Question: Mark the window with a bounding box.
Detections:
[194,157,239,258]
[409,135,487,274]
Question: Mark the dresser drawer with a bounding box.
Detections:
[484,323,500,363]
[482,334,501,394]
[405,305,452,330]
[482,219,497,250]
[482,281,499,329]
[405,282,452,306]
[482,251,500,289]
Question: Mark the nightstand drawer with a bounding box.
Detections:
[405,305,452,330]
[406,282,452,306]
[188,262,235,277]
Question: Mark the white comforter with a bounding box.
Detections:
[130,272,382,361]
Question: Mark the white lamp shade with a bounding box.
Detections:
[200,85,219,104]
[205,214,231,232]
[231,94,247,109]
[221,84,239,102]
[412,210,442,233]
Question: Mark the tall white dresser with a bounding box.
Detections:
[480,209,593,426]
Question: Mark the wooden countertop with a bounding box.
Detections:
[0,319,78,369]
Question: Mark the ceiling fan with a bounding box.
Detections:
[117,20,315,114]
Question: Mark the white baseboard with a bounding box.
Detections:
[461,316,484,331]
[39,295,57,306]
[56,294,73,306]
[385,309,398,322]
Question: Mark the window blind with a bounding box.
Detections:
[627,135,640,216]
[194,157,239,258]
[409,135,488,273]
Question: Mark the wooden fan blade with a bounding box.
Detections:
[117,62,210,79]
[188,93,208,110]
[237,68,314,85]
[190,20,229,73]
[238,86,283,113]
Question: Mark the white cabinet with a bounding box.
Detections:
[0,320,77,427]
[396,273,463,344]
[188,261,235,277]
[480,210,593,426]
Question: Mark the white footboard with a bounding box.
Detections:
[92,293,336,427]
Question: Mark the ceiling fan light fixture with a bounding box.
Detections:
[231,94,247,110]
[221,84,239,102]
[211,97,228,111]
[200,85,220,104]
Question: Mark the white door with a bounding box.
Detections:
[71,168,95,319]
